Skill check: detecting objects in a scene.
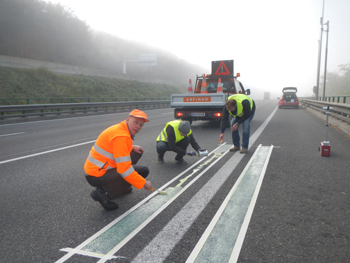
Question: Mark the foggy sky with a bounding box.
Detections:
[47,0,350,98]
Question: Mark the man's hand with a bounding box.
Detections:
[219,133,224,142]
[133,145,144,154]
[232,123,239,131]
[186,151,196,156]
[144,181,153,191]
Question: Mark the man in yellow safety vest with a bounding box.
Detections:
[156,120,204,165]
[219,94,256,153]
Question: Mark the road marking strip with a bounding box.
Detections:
[186,145,273,263]
[59,248,120,260]
[55,144,229,263]
[132,107,278,263]
[0,140,96,164]
[0,132,25,137]
[56,107,278,262]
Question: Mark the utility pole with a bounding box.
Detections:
[315,0,325,100]
[322,21,329,101]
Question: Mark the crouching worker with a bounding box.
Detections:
[84,109,153,211]
[156,120,204,165]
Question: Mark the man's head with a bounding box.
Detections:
[126,109,148,136]
[226,99,237,112]
[178,121,191,136]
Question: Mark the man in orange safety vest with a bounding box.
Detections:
[84,109,153,211]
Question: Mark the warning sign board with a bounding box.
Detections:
[211,60,234,75]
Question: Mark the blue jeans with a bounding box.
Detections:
[232,111,255,149]
[156,137,190,159]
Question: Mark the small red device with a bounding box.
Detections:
[320,141,331,157]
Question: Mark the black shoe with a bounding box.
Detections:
[96,187,106,194]
[175,157,187,165]
[90,190,119,211]
[158,155,164,164]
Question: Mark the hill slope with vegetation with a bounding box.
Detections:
[0,0,208,92]
[0,67,185,104]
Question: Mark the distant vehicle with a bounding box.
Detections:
[264,92,270,100]
[278,87,299,109]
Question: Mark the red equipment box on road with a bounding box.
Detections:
[320,141,331,157]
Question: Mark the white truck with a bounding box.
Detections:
[170,60,250,124]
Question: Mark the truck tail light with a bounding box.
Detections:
[213,112,222,117]
[176,112,184,117]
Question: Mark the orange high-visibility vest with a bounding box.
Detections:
[84,120,146,189]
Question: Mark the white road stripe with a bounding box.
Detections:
[0,132,25,137]
[186,145,273,262]
[55,145,226,263]
[132,107,278,263]
[0,140,95,164]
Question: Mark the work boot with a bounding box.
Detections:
[96,187,106,194]
[240,148,248,154]
[158,155,164,164]
[229,146,240,152]
[90,189,119,211]
[175,157,187,165]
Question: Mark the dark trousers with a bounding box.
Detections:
[156,137,190,159]
[85,151,149,199]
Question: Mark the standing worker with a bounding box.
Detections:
[156,120,204,165]
[84,109,153,211]
[219,94,256,153]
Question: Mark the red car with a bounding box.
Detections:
[278,87,299,109]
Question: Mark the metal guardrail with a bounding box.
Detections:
[0,100,170,124]
[300,96,350,104]
[0,97,169,105]
[300,99,350,124]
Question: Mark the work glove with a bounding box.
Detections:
[186,151,196,156]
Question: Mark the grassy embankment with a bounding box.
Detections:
[0,67,185,105]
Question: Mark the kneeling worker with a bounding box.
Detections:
[156,120,204,165]
[84,109,153,211]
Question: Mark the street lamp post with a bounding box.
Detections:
[322,21,329,101]
[315,0,326,100]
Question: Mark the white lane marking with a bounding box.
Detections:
[59,248,120,260]
[0,140,95,164]
[186,145,273,263]
[0,109,172,164]
[55,144,228,263]
[96,147,232,263]
[132,107,278,263]
[0,132,25,137]
[229,146,273,262]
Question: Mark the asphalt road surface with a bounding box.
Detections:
[1,100,349,263]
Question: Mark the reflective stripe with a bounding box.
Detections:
[161,130,168,141]
[88,154,105,168]
[115,156,131,163]
[93,143,114,161]
[88,154,113,170]
[120,166,135,178]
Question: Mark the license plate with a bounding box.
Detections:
[191,112,205,117]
